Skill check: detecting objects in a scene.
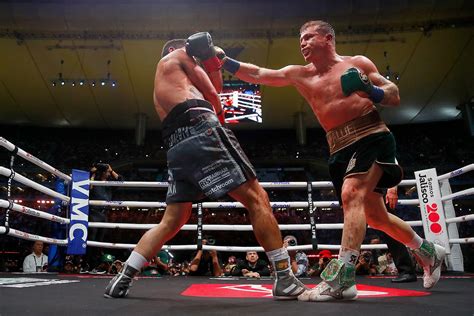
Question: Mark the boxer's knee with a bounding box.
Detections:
[341,181,367,209]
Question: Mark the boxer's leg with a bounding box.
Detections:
[228,178,281,251]
[229,178,307,300]
[363,165,445,289]
[104,203,192,298]
[300,163,386,302]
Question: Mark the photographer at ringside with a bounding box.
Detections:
[82,163,123,273]
[356,250,377,275]
[283,235,309,277]
[188,237,223,277]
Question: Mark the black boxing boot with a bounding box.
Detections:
[104,263,139,298]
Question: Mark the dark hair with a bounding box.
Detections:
[300,20,335,44]
[91,163,109,180]
[161,39,186,58]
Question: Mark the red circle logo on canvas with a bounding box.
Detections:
[181,283,430,299]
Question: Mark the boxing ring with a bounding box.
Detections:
[0,136,473,315]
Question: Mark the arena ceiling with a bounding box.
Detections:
[0,0,473,130]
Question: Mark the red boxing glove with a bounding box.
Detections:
[217,110,225,125]
[201,56,222,73]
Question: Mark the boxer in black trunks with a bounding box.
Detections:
[216,20,446,301]
[104,32,306,299]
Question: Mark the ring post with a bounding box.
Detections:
[5,148,17,229]
[197,202,203,250]
[307,182,318,250]
[440,179,464,271]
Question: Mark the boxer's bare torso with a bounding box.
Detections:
[284,55,386,132]
[153,48,205,121]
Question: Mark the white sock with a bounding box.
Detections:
[338,247,359,268]
[126,251,148,271]
[406,234,423,250]
[266,247,290,273]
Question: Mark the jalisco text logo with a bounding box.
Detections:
[418,174,434,203]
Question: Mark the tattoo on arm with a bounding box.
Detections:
[375,74,400,106]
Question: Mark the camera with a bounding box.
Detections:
[362,252,372,262]
[204,235,216,245]
[288,239,297,247]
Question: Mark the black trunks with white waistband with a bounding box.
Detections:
[162,99,256,203]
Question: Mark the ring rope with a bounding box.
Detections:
[87,164,474,189]
[0,226,67,245]
[88,199,420,208]
[0,199,69,224]
[0,167,70,202]
[85,221,423,230]
[0,137,71,182]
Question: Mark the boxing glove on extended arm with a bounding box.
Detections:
[186,32,221,73]
[340,67,384,103]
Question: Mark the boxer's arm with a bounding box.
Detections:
[354,56,400,107]
[234,62,296,87]
[180,52,223,114]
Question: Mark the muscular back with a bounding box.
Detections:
[153,49,205,121]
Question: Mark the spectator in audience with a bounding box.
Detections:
[143,250,170,276]
[377,186,417,283]
[308,249,332,277]
[108,260,123,275]
[283,235,309,277]
[23,241,48,272]
[376,252,398,275]
[232,251,270,278]
[356,250,377,275]
[223,255,237,276]
[188,239,223,277]
[92,253,115,274]
[84,163,123,273]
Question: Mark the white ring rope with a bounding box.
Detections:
[88,163,474,189]
[88,199,420,209]
[441,187,474,201]
[0,199,69,224]
[0,166,70,202]
[449,238,474,244]
[3,223,471,251]
[87,221,423,231]
[445,214,474,224]
[0,137,71,182]
[0,226,68,245]
[84,241,393,251]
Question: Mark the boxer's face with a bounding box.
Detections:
[300,26,328,62]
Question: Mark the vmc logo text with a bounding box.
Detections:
[67,169,90,255]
